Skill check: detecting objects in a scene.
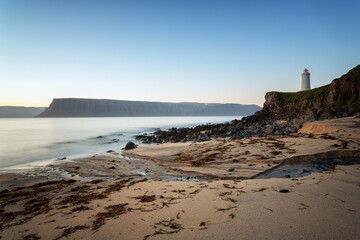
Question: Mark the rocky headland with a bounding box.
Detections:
[263,64,360,122]
[136,65,360,143]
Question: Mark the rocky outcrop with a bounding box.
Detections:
[262,65,360,123]
[136,65,360,143]
[0,106,46,118]
[36,98,261,117]
[135,116,299,143]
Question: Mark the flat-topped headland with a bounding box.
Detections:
[36,99,261,117]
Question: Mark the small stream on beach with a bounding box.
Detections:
[0,116,240,169]
[254,157,360,179]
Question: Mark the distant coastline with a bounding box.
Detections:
[0,106,46,118]
[36,98,261,118]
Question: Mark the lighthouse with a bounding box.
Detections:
[301,69,311,91]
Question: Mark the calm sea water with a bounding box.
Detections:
[0,116,240,169]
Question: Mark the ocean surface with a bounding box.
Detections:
[0,116,240,169]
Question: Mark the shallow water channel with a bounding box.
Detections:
[254,157,360,179]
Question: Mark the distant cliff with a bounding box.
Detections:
[262,65,360,123]
[0,106,46,118]
[36,99,261,117]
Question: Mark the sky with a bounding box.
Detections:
[0,0,359,107]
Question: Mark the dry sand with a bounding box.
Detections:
[0,116,359,239]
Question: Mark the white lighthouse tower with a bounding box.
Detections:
[301,69,311,91]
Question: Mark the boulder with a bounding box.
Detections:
[124,141,136,150]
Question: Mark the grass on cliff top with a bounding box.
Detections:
[274,65,360,105]
[276,85,329,103]
[340,64,360,79]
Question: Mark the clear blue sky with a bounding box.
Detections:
[1,0,359,107]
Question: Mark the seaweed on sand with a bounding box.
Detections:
[55,225,89,240]
[134,195,156,203]
[92,204,131,230]
[58,192,107,205]
[144,219,183,240]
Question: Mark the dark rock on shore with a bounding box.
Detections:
[279,189,290,193]
[124,142,137,150]
[135,118,300,144]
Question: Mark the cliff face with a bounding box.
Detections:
[262,65,360,122]
[36,99,261,117]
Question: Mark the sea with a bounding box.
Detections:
[0,116,240,169]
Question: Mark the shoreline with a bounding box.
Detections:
[1,116,360,182]
[0,115,240,171]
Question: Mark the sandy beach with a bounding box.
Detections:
[2,0,359,238]
[0,116,359,239]
[0,165,359,240]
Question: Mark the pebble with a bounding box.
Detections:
[279,189,290,193]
